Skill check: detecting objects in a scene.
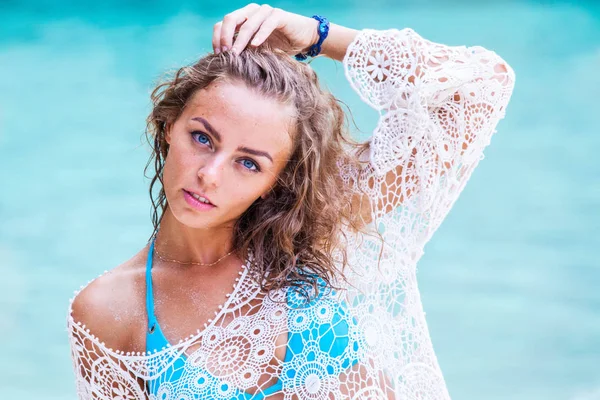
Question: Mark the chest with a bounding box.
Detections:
[146,282,292,397]
[135,262,355,397]
[149,262,247,338]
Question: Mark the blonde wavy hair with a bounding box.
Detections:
[145,47,369,299]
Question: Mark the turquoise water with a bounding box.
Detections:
[0,1,598,399]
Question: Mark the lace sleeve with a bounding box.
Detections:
[337,29,515,398]
[67,317,95,400]
[67,307,148,399]
[342,27,515,245]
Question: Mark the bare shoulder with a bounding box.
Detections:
[69,244,150,352]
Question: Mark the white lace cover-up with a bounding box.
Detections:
[67,27,515,399]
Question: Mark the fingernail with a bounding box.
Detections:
[215,48,221,54]
[222,46,229,52]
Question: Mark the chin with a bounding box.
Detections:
[172,206,217,229]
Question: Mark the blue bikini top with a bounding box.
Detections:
[144,238,359,399]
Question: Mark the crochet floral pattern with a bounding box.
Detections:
[67,27,515,399]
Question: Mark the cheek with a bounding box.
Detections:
[223,181,268,211]
[162,146,191,191]
[227,182,257,204]
[162,151,177,183]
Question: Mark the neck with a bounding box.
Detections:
[154,207,237,265]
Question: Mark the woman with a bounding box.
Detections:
[67,4,515,399]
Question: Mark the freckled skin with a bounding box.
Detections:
[163,79,296,232]
[72,80,298,355]
[145,80,298,351]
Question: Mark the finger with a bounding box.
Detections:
[250,9,283,47]
[219,14,247,52]
[231,5,275,54]
[212,21,222,53]
[219,3,261,51]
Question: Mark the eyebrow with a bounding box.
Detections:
[191,117,274,163]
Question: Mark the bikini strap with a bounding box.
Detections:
[145,238,158,333]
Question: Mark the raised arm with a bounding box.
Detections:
[336,27,515,245]
[210,4,514,246]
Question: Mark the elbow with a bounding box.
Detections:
[473,45,515,90]
[490,51,516,90]
[486,52,516,119]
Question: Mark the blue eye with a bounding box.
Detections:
[192,131,211,146]
[241,159,259,172]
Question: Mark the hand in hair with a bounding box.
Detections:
[213,3,358,62]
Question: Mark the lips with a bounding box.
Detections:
[183,189,215,206]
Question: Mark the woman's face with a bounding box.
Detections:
[163,79,295,230]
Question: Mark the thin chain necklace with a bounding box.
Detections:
[154,246,237,267]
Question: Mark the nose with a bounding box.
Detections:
[197,153,226,188]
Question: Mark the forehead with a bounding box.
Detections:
[181,80,295,155]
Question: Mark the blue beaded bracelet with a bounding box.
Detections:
[295,15,330,61]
